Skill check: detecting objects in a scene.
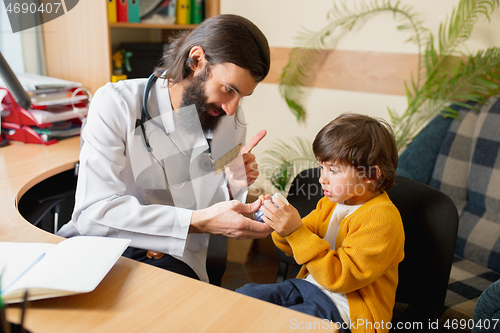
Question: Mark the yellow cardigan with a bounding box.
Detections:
[272,192,405,333]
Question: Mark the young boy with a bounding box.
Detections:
[237,113,405,333]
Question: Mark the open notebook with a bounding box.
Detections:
[0,236,130,303]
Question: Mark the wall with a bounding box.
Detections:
[220,0,500,194]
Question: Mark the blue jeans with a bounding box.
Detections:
[236,279,350,332]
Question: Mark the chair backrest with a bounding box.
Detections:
[286,167,323,217]
[388,175,458,321]
[279,168,459,322]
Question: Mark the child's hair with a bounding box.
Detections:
[312,113,398,192]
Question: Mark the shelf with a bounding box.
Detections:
[42,0,219,94]
[109,22,198,30]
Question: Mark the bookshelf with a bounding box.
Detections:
[108,22,198,29]
[42,0,220,94]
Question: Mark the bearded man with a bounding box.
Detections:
[57,14,272,283]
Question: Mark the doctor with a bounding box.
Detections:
[58,14,273,282]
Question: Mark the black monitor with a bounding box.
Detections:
[0,51,31,110]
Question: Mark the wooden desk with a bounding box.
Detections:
[0,137,335,332]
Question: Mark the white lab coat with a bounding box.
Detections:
[58,78,247,282]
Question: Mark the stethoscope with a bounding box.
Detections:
[138,74,214,190]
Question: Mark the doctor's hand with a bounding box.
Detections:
[189,199,273,239]
[225,130,266,189]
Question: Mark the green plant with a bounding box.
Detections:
[260,137,317,194]
[279,0,500,151]
[264,0,500,192]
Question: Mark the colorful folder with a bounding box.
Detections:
[128,0,140,23]
[117,0,128,22]
[176,0,191,25]
[191,0,203,24]
[107,0,117,23]
[167,0,176,21]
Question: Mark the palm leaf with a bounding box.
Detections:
[260,137,317,194]
[274,0,500,191]
[421,0,500,97]
[361,0,500,150]
[394,48,500,149]
[279,0,428,122]
[438,0,499,56]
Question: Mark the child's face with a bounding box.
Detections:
[318,160,378,205]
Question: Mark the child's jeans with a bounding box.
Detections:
[236,278,350,333]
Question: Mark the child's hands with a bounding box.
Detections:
[258,195,303,237]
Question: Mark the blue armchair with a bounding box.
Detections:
[397,96,500,328]
[473,278,500,333]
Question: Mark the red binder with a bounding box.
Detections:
[0,88,86,144]
[117,0,128,22]
[1,122,58,145]
[0,87,87,128]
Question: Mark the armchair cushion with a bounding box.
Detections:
[441,254,500,326]
[430,97,500,272]
[397,112,454,184]
[472,277,500,333]
[429,107,479,213]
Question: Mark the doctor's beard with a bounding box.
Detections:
[180,69,225,135]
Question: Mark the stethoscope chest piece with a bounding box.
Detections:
[198,152,214,172]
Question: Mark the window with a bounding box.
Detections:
[0,3,45,75]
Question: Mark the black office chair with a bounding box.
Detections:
[275,168,459,328]
[206,235,228,286]
[17,167,78,235]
